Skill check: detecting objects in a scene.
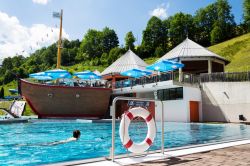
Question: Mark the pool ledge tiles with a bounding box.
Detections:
[50,139,250,166]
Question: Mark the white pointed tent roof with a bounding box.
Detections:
[159,38,229,63]
[101,49,148,76]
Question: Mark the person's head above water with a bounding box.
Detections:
[73,130,81,139]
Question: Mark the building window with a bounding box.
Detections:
[157,87,183,101]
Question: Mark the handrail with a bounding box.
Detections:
[200,71,250,83]
[115,72,200,89]
[114,71,250,89]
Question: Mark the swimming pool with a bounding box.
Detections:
[0,120,250,166]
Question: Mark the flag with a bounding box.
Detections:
[53,12,60,18]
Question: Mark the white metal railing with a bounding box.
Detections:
[114,72,200,89]
[200,71,250,82]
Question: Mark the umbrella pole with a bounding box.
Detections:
[157,71,160,84]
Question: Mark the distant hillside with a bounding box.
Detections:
[208,33,250,72]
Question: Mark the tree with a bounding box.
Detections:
[2,57,13,70]
[215,0,236,41]
[3,70,16,84]
[243,0,250,31]
[100,53,109,66]
[16,67,27,79]
[168,13,195,47]
[80,29,103,58]
[101,27,119,54]
[141,16,168,58]
[61,39,80,65]
[234,23,248,36]
[108,47,124,64]
[211,23,224,44]
[0,38,84,85]
[79,28,119,59]
[125,31,136,51]
[75,52,89,63]
[11,56,25,68]
[154,46,165,57]
[0,87,4,99]
[41,48,55,67]
[194,0,236,46]
[194,4,217,46]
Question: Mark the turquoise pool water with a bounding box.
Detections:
[1,120,250,166]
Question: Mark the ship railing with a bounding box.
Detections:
[27,78,112,88]
[200,71,250,83]
[115,72,200,89]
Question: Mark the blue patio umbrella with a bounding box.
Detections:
[45,69,72,79]
[120,68,152,78]
[32,75,53,80]
[146,60,184,72]
[73,70,101,80]
[29,72,46,78]
[29,72,53,80]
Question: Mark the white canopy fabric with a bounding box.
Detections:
[101,49,148,76]
[159,38,228,63]
[93,70,101,76]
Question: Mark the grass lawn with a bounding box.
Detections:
[0,81,35,116]
[0,81,18,97]
[62,64,107,73]
[144,57,159,65]
[208,33,250,72]
[0,100,35,116]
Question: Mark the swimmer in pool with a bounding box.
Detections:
[46,130,81,146]
[1,130,81,147]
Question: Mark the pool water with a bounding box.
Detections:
[0,120,250,166]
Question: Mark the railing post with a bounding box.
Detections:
[111,104,115,162]
[160,100,164,154]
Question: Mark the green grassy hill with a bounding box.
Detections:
[0,81,17,97]
[208,33,250,72]
[61,64,106,73]
[144,33,250,72]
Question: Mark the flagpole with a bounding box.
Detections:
[56,9,63,69]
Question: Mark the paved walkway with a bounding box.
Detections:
[131,144,250,166]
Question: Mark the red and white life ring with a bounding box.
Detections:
[119,107,156,153]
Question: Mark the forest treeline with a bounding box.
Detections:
[1,0,250,85]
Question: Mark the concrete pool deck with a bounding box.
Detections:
[0,119,28,124]
[47,139,250,166]
[131,143,250,166]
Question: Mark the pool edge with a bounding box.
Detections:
[44,138,250,166]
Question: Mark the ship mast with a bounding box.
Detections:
[56,9,63,69]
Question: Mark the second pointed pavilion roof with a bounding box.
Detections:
[159,38,229,64]
[101,49,148,76]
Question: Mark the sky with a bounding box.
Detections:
[0,0,244,62]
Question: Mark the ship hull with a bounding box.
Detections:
[20,79,112,119]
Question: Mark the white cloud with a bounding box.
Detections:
[0,11,69,60]
[149,3,170,19]
[32,0,49,5]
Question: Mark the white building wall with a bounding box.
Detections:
[202,82,250,122]
[155,100,188,122]
[141,86,202,122]
[183,86,203,122]
[114,82,201,122]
